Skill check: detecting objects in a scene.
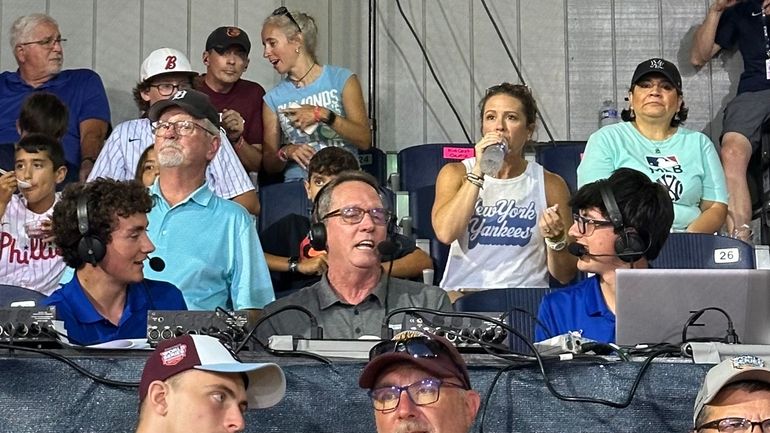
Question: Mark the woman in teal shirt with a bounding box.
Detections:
[578,58,727,233]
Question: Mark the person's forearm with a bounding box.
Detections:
[687,204,728,234]
[234,140,262,172]
[323,109,371,150]
[547,248,578,285]
[389,250,433,279]
[691,7,723,66]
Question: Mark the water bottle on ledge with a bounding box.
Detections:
[599,99,619,128]
[480,141,507,178]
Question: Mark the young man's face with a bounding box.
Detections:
[141,73,194,106]
[203,47,249,87]
[304,173,336,201]
[14,148,66,214]
[99,213,155,285]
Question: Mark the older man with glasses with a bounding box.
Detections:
[88,47,260,216]
[258,171,451,340]
[0,13,110,183]
[358,331,480,433]
[692,356,770,433]
[143,88,274,318]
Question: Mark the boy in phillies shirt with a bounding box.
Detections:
[0,133,67,294]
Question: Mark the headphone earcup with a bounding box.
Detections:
[615,227,646,263]
[78,235,106,265]
[308,222,327,251]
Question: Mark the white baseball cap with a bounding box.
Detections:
[140,335,286,409]
[140,47,197,82]
[693,356,770,425]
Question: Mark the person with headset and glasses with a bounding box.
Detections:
[358,331,480,433]
[45,178,186,346]
[259,171,450,340]
[536,168,674,344]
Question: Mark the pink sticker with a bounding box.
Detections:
[442,147,474,160]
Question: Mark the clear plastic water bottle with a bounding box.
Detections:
[480,141,507,177]
[598,99,619,128]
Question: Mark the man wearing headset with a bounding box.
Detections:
[259,171,451,340]
[46,178,186,345]
[536,168,673,343]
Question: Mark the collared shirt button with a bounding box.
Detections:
[355,327,361,334]
[353,308,360,315]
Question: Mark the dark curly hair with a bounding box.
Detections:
[52,178,153,269]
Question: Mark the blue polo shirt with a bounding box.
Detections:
[145,180,274,310]
[535,275,616,343]
[44,275,186,346]
[0,69,111,167]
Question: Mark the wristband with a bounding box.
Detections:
[465,173,484,189]
[544,231,567,251]
[81,157,97,164]
[277,147,289,162]
[313,106,322,123]
[323,110,337,125]
[288,257,299,273]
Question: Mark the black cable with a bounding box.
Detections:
[479,0,556,145]
[681,306,740,345]
[388,307,676,408]
[234,304,321,354]
[395,0,473,144]
[500,306,555,340]
[0,342,139,388]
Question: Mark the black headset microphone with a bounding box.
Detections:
[148,257,165,272]
[566,242,648,260]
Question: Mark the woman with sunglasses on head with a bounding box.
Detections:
[577,58,727,235]
[432,83,577,298]
[260,8,371,182]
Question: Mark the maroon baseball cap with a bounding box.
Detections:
[359,331,471,389]
[139,335,285,409]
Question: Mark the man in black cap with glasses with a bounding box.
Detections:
[359,331,480,433]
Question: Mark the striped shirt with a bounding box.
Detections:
[88,118,254,199]
[0,193,65,295]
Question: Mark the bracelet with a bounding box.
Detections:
[323,110,337,125]
[465,173,484,189]
[288,257,299,273]
[313,106,322,123]
[81,157,97,164]
[544,231,567,251]
[277,147,289,162]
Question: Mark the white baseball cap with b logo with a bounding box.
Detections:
[140,47,196,82]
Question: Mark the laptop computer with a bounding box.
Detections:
[615,269,770,346]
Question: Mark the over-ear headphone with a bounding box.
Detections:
[599,182,646,263]
[76,190,106,265]
[308,174,395,251]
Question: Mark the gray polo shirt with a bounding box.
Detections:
[259,273,453,340]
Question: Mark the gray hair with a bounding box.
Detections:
[10,13,58,49]
[263,10,318,61]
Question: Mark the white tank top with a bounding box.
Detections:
[440,158,549,290]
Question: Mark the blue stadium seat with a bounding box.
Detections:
[0,285,46,307]
[453,287,556,353]
[258,180,310,233]
[358,148,387,186]
[535,141,586,193]
[397,143,474,239]
[651,232,755,269]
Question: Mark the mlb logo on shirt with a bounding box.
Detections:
[646,155,679,169]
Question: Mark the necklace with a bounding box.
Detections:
[289,62,316,87]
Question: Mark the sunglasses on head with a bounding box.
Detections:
[272,6,302,32]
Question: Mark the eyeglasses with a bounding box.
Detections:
[321,206,391,226]
[151,120,214,137]
[149,82,192,97]
[368,378,464,413]
[572,213,615,236]
[272,6,302,32]
[696,417,770,433]
[18,36,66,49]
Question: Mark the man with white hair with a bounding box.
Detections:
[0,13,110,183]
[88,47,259,215]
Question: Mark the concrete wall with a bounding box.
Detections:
[0,0,739,151]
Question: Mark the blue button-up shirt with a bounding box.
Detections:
[536,275,616,343]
